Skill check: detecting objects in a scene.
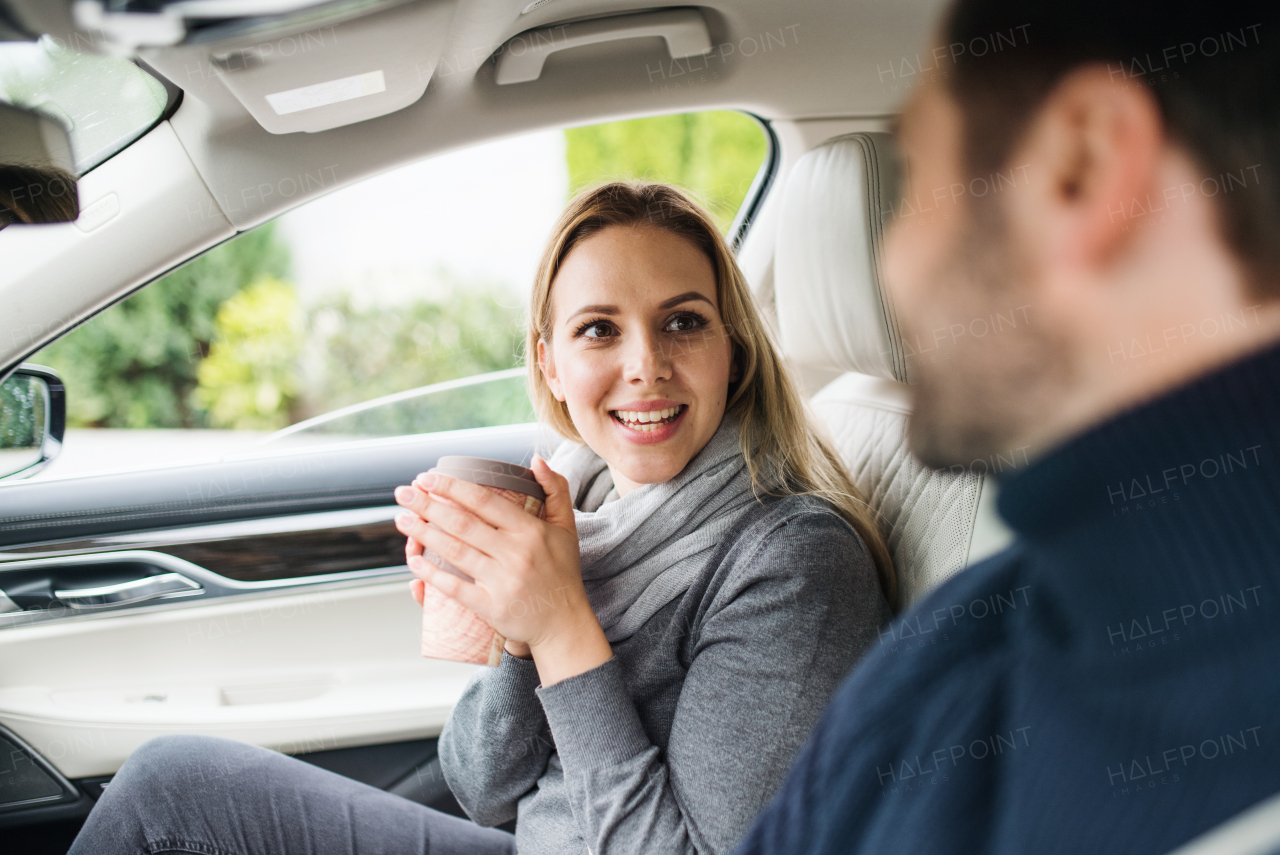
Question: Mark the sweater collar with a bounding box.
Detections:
[995,338,1280,653]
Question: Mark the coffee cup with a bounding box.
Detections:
[415,456,546,666]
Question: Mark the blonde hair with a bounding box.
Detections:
[526,182,896,608]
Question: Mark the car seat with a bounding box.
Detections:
[773,132,1014,608]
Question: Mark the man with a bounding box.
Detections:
[735,1,1280,853]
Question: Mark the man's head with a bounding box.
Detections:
[883,0,1280,470]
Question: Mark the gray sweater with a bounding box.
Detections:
[437,493,890,855]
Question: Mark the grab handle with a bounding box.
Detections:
[495,8,713,85]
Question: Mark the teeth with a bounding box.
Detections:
[612,405,682,429]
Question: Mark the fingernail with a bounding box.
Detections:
[394,485,413,502]
[395,513,413,528]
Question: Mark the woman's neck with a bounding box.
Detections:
[608,465,641,498]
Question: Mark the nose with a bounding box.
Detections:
[621,325,673,386]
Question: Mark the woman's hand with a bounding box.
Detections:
[407,575,532,658]
[394,455,612,685]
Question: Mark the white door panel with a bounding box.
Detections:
[0,578,477,778]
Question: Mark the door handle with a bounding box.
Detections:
[52,573,203,610]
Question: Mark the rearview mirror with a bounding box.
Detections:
[0,364,65,481]
[0,100,79,227]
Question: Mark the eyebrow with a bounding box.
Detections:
[566,291,715,321]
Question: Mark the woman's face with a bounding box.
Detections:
[538,223,737,496]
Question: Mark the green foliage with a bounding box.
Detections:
[196,277,303,430]
[564,110,768,231]
[0,374,46,476]
[300,289,526,418]
[0,374,44,448]
[297,374,535,440]
[34,225,290,428]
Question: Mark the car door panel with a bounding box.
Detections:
[0,506,407,584]
[0,576,474,779]
[0,421,553,829]
[0,423,545,547]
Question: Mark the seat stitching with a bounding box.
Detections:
[145,839,243,855]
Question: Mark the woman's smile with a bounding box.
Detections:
[609,402,688,443]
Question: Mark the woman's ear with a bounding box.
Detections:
[728,345,743,384]
[537,338,566,402]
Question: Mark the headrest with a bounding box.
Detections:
[775,133,909,384]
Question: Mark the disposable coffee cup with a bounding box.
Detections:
[417,456,546,667]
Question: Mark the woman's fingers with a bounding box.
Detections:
[396,485,504,556]
[408,555,490,617]
[411,472,529,531]
[531,454,576,532]
[395,484,430,515]
[408,578,425,607]
[397,487,428,561]
[395,511,499,583]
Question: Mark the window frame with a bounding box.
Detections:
[0,40,183,178]
[728,112,780,252]
[25,108,781,448]
[77,57,184,178]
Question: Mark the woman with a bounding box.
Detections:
[400,182,894,854]
[65,182,891,855]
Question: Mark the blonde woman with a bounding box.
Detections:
[405,182,894,854]
[67,182,892,855]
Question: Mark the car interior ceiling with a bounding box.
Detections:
[0,0,943,374]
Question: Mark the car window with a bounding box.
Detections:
[0,36,170,174]
[28,111,771,478]
[259,369,533,451]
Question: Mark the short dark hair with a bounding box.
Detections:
[941,0,1280,297]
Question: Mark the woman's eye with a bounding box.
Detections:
[665,313,706,333]
[580,321,615,338]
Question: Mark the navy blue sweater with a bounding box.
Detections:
[735,339,1280,855]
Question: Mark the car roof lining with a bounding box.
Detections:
[0,0,934,374]
[141,0,939,230]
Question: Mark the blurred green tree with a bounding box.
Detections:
[564,110,767,231]
[300,288,526,418]
[0,374,45,478]
[196,276,304,430]
[33,225,290,428]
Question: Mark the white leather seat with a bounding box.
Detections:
[774,132,1013,608]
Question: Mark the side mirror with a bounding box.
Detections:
[0,100,79,227]
[0,364,65,481]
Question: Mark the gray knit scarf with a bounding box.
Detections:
[547,415,762,642]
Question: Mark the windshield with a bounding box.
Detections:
[0,36,169,174]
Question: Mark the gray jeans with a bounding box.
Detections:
[67,734,517,855]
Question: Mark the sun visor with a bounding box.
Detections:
[204,0,456,135]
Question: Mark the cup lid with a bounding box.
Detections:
[430,455,546,500]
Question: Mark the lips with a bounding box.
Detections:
[610,405,685,432]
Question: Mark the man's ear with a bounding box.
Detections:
[537,338,565,402]
[1008,64,1164,272]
